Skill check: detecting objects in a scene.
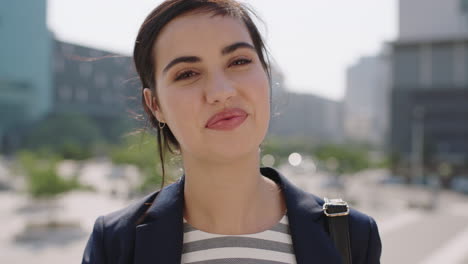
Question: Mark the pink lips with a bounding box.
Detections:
[205,108,248,130]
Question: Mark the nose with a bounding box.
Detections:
[204,71,237,105]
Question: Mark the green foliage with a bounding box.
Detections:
[138,167,163,193]
[17,151,87,198]
[22,112,102,160]
[109,133,172,192]
[262,136,387,174]
[102,117,135,144]
[261,136,315,164]
[374,156,391,169]
[110,134,160,169]
[58,141,94,160]
[313,144,372,174]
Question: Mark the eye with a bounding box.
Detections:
[174,70,198,81]
[230,58,252,67]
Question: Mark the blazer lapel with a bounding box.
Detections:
[261,167,343,264]
[134,176,185,264]
[134,167,342,264]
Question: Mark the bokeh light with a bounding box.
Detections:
[288,152,302,166]
[261,154,275,167]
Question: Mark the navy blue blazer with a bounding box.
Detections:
[82,167,382,264]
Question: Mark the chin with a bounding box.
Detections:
[212,134,265,162]
[202,137,262,163]
[188,122,269,163]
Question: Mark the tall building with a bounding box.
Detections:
[269,92,343,144]
[344,51,390,147]
[0,1,344,153]
[399,0,468,41]
[0,0,138,153]
[52,40,136,142]
[390,0,468,172]
[52,40,134,118]
[0,0,52,150]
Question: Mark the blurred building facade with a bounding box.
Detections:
[344,51,390,148]
[0,0,344,154]
[0,0,53,151]
[269,92,344,144]
[266,61,344,143]
[52,41,135,140]
[0,0,137,153]
[399,0,468,41]
[53,41,133,116]
[390,0,468,172]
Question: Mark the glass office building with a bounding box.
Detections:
[391,0,468,172]
[0,0,52,151]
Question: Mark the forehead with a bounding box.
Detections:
[153,12,253,67]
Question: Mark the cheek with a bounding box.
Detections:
[161,88,201,136]
[242,69,270,115]
[160,85,198,115]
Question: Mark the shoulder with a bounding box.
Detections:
[99,189,159,231]
[310,193,380,237]
[82,189,161,264]
[263,166,381,262]
[347,207,382,263]
[348,206,381,261]
[311,194,382,263]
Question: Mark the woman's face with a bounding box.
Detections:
[146,12,270,163]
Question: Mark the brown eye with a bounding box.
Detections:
[230,58,252,66]
[175,70,198,81]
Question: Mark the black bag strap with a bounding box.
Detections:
[323,197,352,264]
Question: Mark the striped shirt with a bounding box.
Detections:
[181,214,297,264]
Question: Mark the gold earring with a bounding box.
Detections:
[158,121,166,129]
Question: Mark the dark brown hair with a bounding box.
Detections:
[133,0,272,189]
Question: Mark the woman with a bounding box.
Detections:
[82,0,382,263]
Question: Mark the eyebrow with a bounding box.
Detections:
[221,42,255,55]
[162,56,200,74]
[162,42,255,74]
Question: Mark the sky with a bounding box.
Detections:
[47,0,397,101]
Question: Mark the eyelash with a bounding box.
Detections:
[230,58,252,66]
[174,58,253,81]
[174,71,197,81]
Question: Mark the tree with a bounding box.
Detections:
[21,112,103,160]
[313,144,372,174]
[17,151,86,198]
[109,133,178,193]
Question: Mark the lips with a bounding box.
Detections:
[205,108,248,129]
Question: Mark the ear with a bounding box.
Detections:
[143,88,165,123]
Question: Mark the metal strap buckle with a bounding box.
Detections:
[323,197,350,217]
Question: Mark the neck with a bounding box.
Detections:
[181,149,284,234]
